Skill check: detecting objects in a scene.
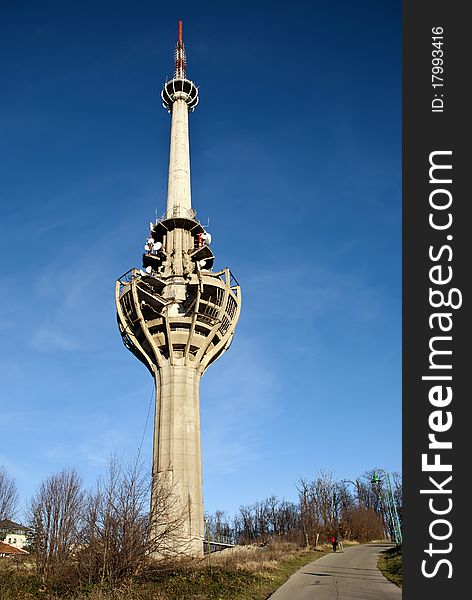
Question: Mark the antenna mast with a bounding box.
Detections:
[174,20,187,79]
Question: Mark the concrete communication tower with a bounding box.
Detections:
[115,21,241,556]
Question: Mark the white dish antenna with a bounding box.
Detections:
[153,241,162,251]
[145,266,152,274]
[199,259,206,267]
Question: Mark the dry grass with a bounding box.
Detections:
[0,542,327,600]
[210,541,302,568]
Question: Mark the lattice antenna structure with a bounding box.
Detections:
[174,20,187,79]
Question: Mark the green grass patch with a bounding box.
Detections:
[137,565,263,600]
[260,549,325,595]
[378,545,402,588]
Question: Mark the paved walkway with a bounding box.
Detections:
[269,543,402,599]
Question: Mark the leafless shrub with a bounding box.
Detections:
[148,471,191,558]
[346,506,385,542]
[76,457,188,588]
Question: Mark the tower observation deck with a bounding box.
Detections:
[115,22,241,556]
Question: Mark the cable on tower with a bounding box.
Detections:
[137,383,155,463]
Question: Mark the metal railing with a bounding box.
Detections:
[155,207,197,222]
[229,270,240,288]
[204,533,234,546]
[117,269,138,294]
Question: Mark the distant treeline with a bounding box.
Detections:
[205,469,402,546]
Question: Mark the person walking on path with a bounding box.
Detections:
[269,542,401,600]
[330,535,338,553]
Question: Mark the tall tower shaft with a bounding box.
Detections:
[115,22,241,556]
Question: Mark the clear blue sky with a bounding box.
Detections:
[0,0,401,521]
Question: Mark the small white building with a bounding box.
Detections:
[0,519,29,550]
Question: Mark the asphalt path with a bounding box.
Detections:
[269,543,402,600]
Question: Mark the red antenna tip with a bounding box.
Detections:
[178,20,183,42]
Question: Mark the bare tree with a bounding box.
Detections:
[78,457,148,587]
[0,465,19,522]
[29,468,84,581]
[233,496,301,545]
[297,471,340,543]
[298,478,318,545]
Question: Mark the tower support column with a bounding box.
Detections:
[151,364,204,556]
[166,98,192,217]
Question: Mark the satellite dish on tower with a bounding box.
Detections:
[153,241,162,251]
[145,266,152,274]
[205,233,212,244]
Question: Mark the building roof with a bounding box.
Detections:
[0,541,28,555]
[0,519,29,531]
